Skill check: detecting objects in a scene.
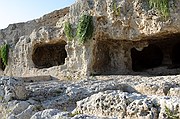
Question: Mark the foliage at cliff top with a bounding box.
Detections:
[112,0,170,18]
[76,14,94,44]
[149,0,170,18]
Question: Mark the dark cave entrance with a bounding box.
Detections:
[131,33,180,74]
[32,41,67,69]
[171,42,180,65]
[131,44,163,72]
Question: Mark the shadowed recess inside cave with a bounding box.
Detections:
[131,33,180,74]
[171,42,180,66]
[92,40,125,75]
[32,41,67,69]
[92,41,111,74]
[131,44,163,72]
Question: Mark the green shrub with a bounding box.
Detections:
[64,21,73,41]
[148,0,170,18]
[76,14,94,44]
[113,0,121,16]
[1,44,9,66]
[165,106,179,119]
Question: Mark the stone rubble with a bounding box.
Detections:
[0,77,27,102]
[0,75,179,119]
[74,90,180,119]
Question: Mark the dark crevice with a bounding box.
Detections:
[0,58,6,71]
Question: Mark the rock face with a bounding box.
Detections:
[0,0,179,79]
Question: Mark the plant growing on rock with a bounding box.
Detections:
[76,14,94,44]
[64,21,73,41]
[148,0,170,18]
[1,44,9,66]
[165,106,179,119]
[113,0,121,16]
[69,111,81,117]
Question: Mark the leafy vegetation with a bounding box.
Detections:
[1,44,9,66]
[165,106,179,119]
[148,0,170,18]
[113,0,121,16]
[76,14,94,44]
[64,21,73,41]
[69,111,81,117]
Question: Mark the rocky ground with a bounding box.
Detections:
[0,74,179,119]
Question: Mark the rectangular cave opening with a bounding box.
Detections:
[131,33,180,75]
[32,41,67,69]
[91,40,127,75]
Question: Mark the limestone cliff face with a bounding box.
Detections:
[0,0,180,79]
[0,7,69,78]
[68,0,180,40]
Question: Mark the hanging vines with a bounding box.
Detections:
[64,21,73,41]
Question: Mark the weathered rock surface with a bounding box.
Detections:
[31,109,112,119]
[168,87,180,97]
[0,75,179,119]
[74,90,180,119]
[0,77,27,102]
[30,109,69,119]
[0,100,38,119]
